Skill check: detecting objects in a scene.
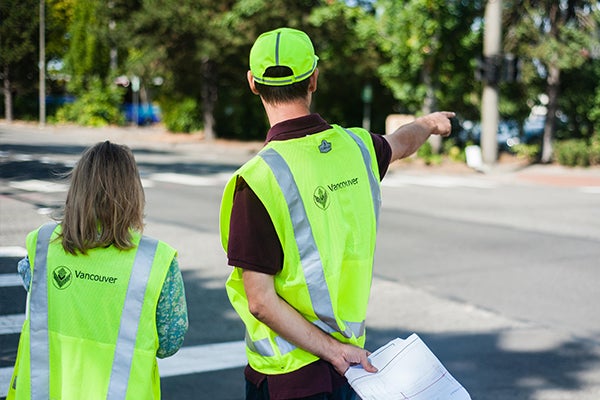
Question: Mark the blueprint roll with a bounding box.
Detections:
[345,334,471,400]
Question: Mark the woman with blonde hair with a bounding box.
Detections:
[9,141,188,399]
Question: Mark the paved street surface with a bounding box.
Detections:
[1,121,600,399]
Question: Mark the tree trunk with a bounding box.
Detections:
[422,59,441,153]
[201,58,217,141]
[3,64,13,123]
[541,64,560,164]
[540,1,561,164]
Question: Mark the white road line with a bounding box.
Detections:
[0,314,24,335]
[149,172,231,187]
[0,367,12,397]
[0,341,247,397]
[141,178,155,188]
[9,179,69,193]
[580,186,600,194]
[0,274,21,288]
[158,340,247,377]
[382,174,498,189]
[0,247,27,258]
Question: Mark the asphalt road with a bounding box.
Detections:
[1,122,600,399]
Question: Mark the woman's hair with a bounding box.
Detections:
[254,66,311,104]
[60,141,145,255]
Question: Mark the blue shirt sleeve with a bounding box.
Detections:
[17,257,31,291]
[16,255,188,358]
[156,257,188,358]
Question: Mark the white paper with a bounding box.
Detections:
[345,334,471,400]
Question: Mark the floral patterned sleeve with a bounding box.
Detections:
[16,256,188,358]
[156,257,188,358]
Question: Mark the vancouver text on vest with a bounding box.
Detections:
[74,269,118,284]
[327,177,359,192]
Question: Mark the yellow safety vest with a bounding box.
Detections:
[8,223,176,400]
[221,125,381,374]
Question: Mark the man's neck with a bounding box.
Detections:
[262,98,311,127]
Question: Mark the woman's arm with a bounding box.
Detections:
[156,258,188,358]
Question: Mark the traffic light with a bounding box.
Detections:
[502,53,520,83]
[475,54,520,84]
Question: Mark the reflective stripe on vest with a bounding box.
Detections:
[107,236,158,399]
[30,222,56,399]
[342,128,381,225]
[28,223,158,399]
[249,129,379,357]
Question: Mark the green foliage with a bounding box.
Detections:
[589,61,600,137]
[0,0,39,118]
[0,0,38,66]
[553,135,600,167]
[417,141,442,165]
[55,77,124,126]
[160,97,203,134]
[3,0,599,151]
[376,0,483,118]
[443,139,466,163]
[590,136,600,166]
[504,0,600,161]
[64,0,111,95]
[512,143,540,162]
[554,140,590,167]
[46,0,74,59]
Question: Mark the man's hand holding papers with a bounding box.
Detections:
[344,334,471,400]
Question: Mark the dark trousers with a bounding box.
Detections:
[245,379,358,400]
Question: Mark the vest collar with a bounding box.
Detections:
[266,113,332,144]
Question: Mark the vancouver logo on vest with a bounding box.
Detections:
[52,265,119,290]
[314,177,361,210]
[52,266,73,290]
[313,186,330,210]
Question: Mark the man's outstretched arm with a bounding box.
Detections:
[385,111,455,162]
[242,269,378,376]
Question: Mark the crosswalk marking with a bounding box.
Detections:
[9,179,69,193]
[382,174,498,189]
[581,186,600,194]
[0,341,247,397]
[5,173,503,192]
[149,172,231,187]
[0,247,27,258]
[157,340,247,377]
[0,274,21,288]
[0,368,13,397]
[0,314,24,335]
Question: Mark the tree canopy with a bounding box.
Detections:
[1,0,599,163]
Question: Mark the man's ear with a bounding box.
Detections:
[308,68,319,93]
[247,71,260,95]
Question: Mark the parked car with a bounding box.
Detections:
[122,103,161,125]
[522,115,545,144]
[456,119,521,152]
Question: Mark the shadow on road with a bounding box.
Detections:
[365,328,598,399]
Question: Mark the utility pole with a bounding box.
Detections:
[39,0,46,126]
[481,0,501,166]
[362,83,372,132]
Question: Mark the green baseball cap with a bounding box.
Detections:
[250,27,319,86]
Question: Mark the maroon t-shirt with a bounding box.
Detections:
[227,113,391,399]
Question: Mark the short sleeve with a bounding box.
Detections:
[226,177,283,275]
[369,133,392,180]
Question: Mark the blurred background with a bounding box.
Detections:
[1,0,600,165]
